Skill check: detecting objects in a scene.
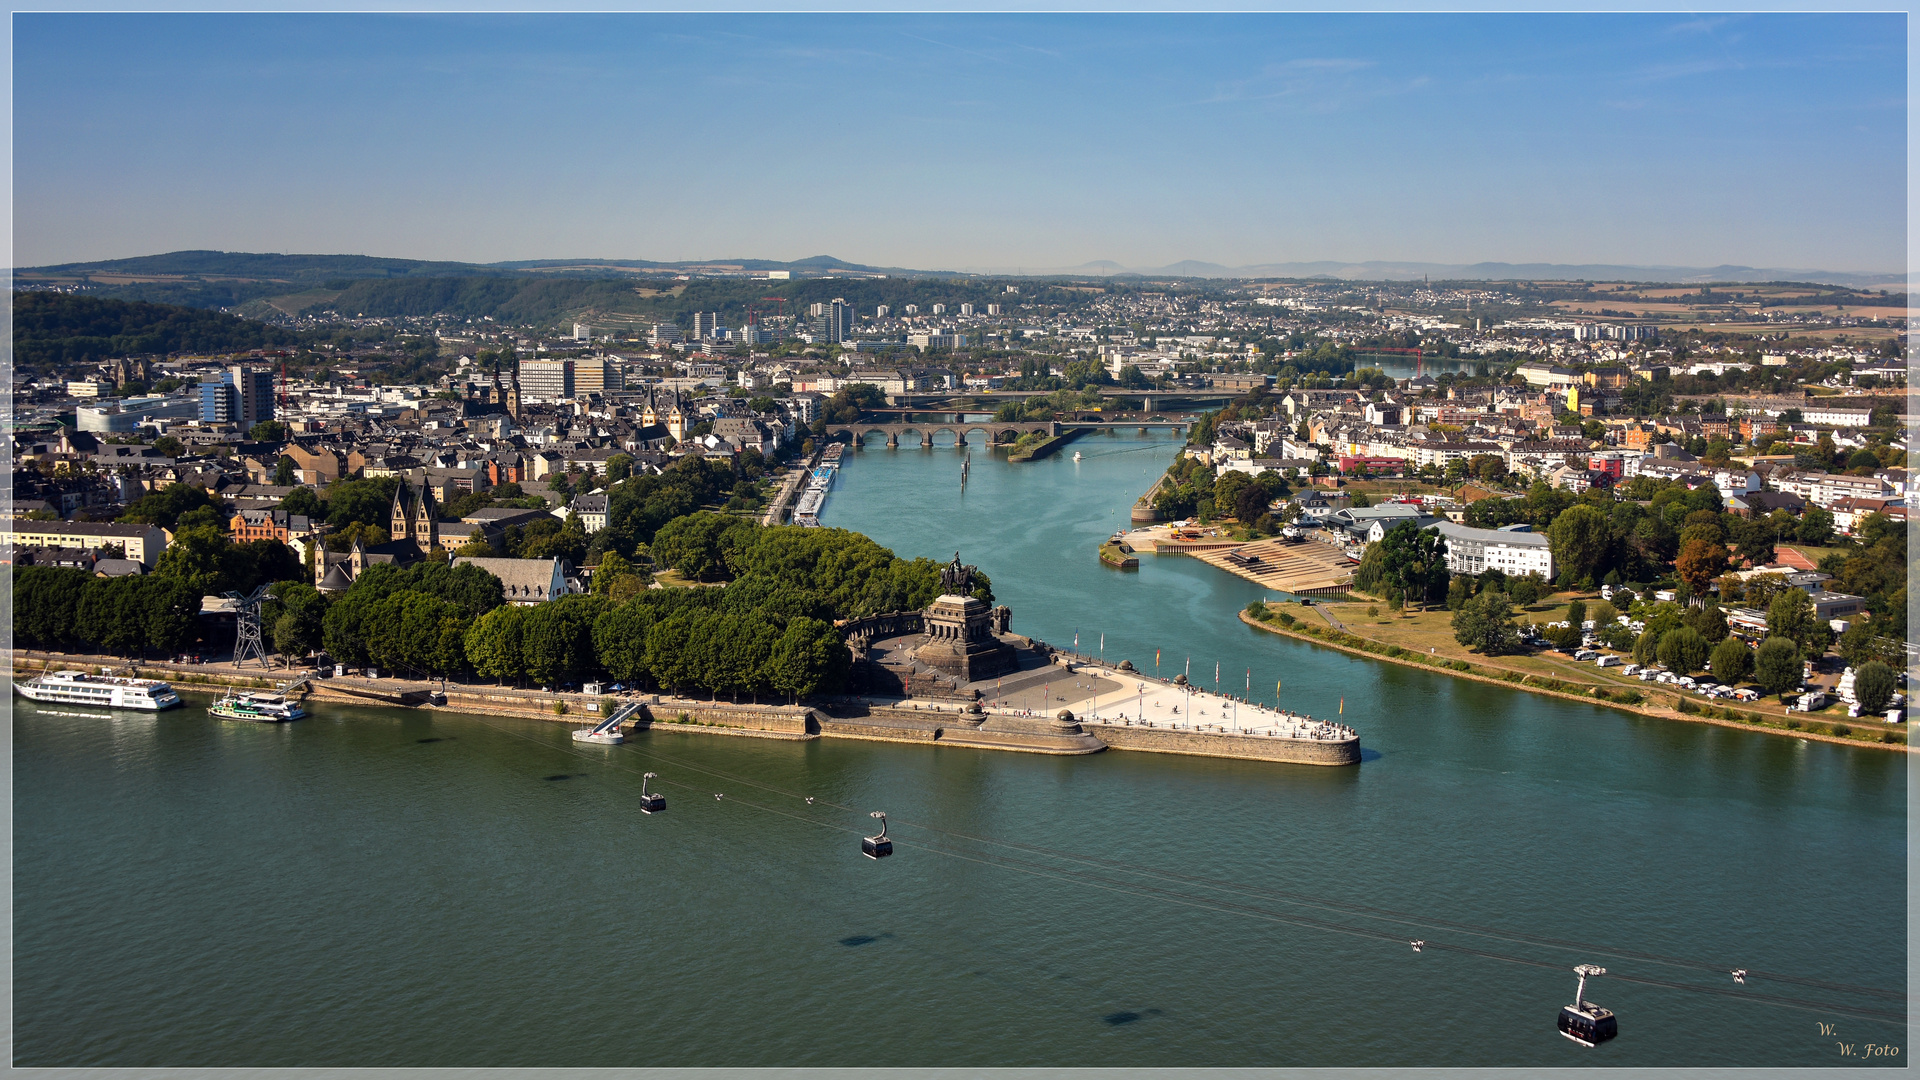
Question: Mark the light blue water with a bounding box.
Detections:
[12,431,1906,1067]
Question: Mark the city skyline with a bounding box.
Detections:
[14,13,1905,273]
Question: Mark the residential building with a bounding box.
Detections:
[7,521,167,567]
[1425,521,1555,580]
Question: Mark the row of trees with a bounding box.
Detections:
[14,568,203,656]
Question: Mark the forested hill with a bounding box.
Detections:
[14,292,301,368]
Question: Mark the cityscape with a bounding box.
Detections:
[8,10,1909,1073]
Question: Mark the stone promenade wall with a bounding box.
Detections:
[1081,720,1360,766]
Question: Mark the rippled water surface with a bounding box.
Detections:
[14,433,1906,1066]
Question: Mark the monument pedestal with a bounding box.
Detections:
[915,594,1015,683]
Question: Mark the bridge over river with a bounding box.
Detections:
[829,416,1191,448]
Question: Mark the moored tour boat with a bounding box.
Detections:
[15,670,182,710]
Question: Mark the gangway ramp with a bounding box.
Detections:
[574,701,642,743]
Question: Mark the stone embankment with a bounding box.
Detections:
[15,652,1359,765]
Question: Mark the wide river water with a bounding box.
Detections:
[14,431,1907,1067]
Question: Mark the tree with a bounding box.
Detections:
[1547,504,1611,584]
[1766,588,1816,649]
[151,435,186,458]
[120,482,222,531]
[1674,537,1730,598]
[605,454,633,483]
[272,455,298,486]
[767,617,849,701]
[464,605,528,685]
[1795,506,1835,546]
[249,420,289,443]
[154,526,236,595]
[1709,637,1753,684]
[1853,661,1896,714]
[592,600,654,684]
[1633,629,1659,666]
[266,581,327,661]
[1376,521,1449,610]
[1509,574,1544,606]
[1754,636,1803,698]
[1451,590,1521,655]
[1657,626,1708,675]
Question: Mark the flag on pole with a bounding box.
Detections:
[1074,630,1079,649]
[1215,661,1220,685]
[1246,668,1251,692]
[1339,696,1345,715]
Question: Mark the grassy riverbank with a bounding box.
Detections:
[1239,604,1908,752]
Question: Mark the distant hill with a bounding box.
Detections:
[13,292,301,371]
[16,249,1901,317]
[957,258,1905,290]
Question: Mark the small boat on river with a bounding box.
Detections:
[208,691,306,722]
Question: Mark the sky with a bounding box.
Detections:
[11,13,1907,273]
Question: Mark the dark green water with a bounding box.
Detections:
[13,432,1907,1066]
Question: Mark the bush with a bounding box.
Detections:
[1277,612,1296,627]
[1831,724,1852,738]
[1615,688,1644,705]
[1245,601,1267,620]
[1503,672,1524,683]
[1785,717,1801,729]
[1881,731,1905,744]
[1676,698,1698,714]
[1450,660,1471,672]
[1746,712,1764,724]
[553,700,569,715]
[1805,723,1829,736]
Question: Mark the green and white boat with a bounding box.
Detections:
[207,691,306,723]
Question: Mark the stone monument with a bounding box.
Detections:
[916,552,1015,682]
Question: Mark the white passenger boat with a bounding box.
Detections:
[207,691,306,722]
[14,670,182,710]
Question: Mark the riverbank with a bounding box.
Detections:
[11,651,1357,765]
[1236,608,1907,752]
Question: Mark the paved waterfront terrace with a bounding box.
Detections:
[954,658,1354,742]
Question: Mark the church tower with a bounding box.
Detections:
[389,480,413,543]
[413,483,439,552]
[666,392,687,443]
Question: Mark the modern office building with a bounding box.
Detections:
[813,299,852,343]
[518,359,576,401]
[691,312,721,339]
[200,365,275,428]
[573,358,622,396]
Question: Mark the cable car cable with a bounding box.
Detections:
[456,712,1905,1020]
[594,738,1906,1005]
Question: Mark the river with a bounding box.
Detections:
[13,431,1905,1067]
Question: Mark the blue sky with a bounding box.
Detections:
[12,13,1906,272]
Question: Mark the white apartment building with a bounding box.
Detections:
[1426,522,1555,580]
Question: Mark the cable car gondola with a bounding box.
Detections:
[1557,964,1617,1047]
[862,811,892,859]
[639,772,666,814]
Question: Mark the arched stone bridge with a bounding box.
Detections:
[827,418,1190,448]
[826,422,1055,448]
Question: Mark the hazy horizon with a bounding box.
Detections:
[14,14,1904,273]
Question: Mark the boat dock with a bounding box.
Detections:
[792,444,844,527]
